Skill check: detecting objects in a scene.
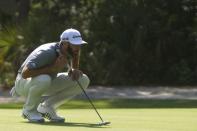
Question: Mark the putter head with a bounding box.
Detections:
[98,121,111,126]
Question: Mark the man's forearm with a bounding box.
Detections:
[22,65,53,79]
[72,57,79,69]
[72,51,80,69]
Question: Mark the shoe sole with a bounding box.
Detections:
[40,113,65,123]
[22,113,45,123]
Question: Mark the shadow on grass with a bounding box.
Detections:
[61,99,197,109]
[105,99,197,108]
[22,121,110,128]
[1,99,197,109]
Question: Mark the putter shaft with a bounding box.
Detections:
[76,80,105,122]
[67,63,107,124]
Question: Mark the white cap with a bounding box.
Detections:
[60,28,87,45]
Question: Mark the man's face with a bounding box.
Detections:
[68,43,81,52]
[62,42,80,56]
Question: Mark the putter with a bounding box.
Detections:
[67,64,110,126]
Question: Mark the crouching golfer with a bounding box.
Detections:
[10,28,90,122]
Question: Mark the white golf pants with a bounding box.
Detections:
[13,73,90,111]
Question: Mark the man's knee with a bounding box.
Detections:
[32,74,52,87]
[29,75,52,95]
[78,74,90,89]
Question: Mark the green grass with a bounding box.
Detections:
[1,99,197,109]
[1,108,197,131]
[1,99,197,131]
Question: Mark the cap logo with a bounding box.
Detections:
[73,35,81,39]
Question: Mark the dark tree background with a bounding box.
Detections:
[0,0,196,87]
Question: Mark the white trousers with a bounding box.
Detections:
[13,73,90,111]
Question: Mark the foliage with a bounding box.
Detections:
[86,0,197,85]
[0,26,25,87]
[0,0,196,87]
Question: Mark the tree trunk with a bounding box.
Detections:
[17,0,30,23]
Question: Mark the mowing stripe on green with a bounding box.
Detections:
[0,99,197,109]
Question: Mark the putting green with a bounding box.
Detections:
[0,108,197,131]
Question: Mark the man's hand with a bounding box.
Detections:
[68,69,83,80]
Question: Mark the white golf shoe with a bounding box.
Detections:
[37,103,65,122]
[22,109,44,123]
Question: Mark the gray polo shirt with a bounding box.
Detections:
[18,42,61,77]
